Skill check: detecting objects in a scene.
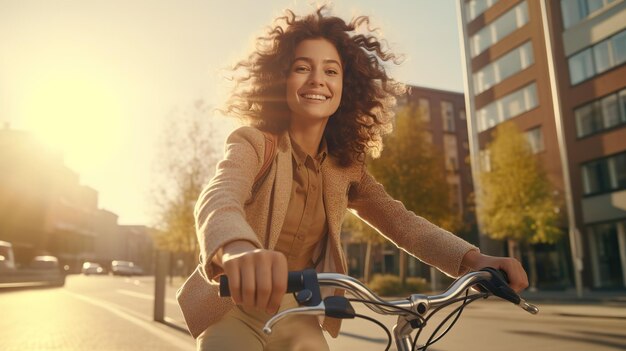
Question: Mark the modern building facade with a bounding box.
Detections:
[458,0,626,290]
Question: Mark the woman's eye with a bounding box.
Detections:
[326,69,339,75]
[294,66,310,72]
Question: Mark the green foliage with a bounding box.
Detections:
[478,122,563,244]
[367,274,429,296]
[367,107,460,232]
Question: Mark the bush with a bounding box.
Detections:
[367,274,429,297]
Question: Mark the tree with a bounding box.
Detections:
[477,122,563,289]
[342,211,387,283]
[151,100,221,276]
[365,107,461,285]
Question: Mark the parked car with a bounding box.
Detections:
[111,260,136,276]
[0,240,16,272]
[30,256,60,270]
[81,262,105,275]
[0,250,65,288]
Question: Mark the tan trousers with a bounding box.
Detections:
[197,295,330,351]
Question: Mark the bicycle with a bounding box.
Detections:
[220,267,539,351]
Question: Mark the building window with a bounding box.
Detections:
[444,134,459,171]
[561,0,619,29]
[575,101,603,137]
[441,101,455,132]
[569,48,594,84]
[582,159,610,194]
[593,40,613,74]
[470,1,529,58]
[418,98,431,122]
[610,153,626,189]
[582,151,626,195]
[465,0,499,22]
[477,83,538,132]
[525,127,544,154]
[601,94,621,129]
[568,29,626,85]
[613,31,626,67]
[474,41,534,94]
[575,87,626,138]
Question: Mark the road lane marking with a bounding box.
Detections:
[64,291,193,350]
[0,281,54,289]
[116,289,178,305]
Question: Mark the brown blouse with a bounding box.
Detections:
[273,137,328,270]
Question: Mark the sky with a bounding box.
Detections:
[0,0,465,225]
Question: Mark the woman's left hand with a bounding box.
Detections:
[461,250,529,292]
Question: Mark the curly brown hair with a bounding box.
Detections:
[225,6,406,166]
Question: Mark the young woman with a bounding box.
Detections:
[177,7,528,351]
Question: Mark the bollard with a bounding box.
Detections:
[153,250,169,322]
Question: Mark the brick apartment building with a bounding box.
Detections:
[458,0,626,290]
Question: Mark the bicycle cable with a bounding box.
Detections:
[411,290,488,351]
[346,298,426,324]
[353,312,392,351]
[420,291,478,350]
[417,292,488,350]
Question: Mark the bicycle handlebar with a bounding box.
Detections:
[219,268,538,315]
[219,268,538,351]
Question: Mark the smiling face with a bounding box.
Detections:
[286,38,343,126]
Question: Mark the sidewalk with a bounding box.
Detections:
[518,289,626,320]
[521,288,626,303]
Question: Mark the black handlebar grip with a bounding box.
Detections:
[479,267,520,305]
[498,269,510,283]
[219,271,306,297]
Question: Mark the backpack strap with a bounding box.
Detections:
[252,131,278,189]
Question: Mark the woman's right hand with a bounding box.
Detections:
[218,240,288,314]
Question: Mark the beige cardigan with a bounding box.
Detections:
[176,126,478,338]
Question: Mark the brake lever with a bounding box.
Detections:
[477,267,539,315]
[263,303,326,335]
[263,296,356,335]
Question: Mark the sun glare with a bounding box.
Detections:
[20,70,125,170]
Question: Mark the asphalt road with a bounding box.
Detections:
[0,274,194,351]
[1,275,624,350]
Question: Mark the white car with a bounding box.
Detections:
[81,262,105,275]
[0,240,15,272]
[111,260,136,276]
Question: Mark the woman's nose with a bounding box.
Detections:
[307,69,324,86]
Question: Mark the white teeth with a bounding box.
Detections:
[302,94,328,101]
